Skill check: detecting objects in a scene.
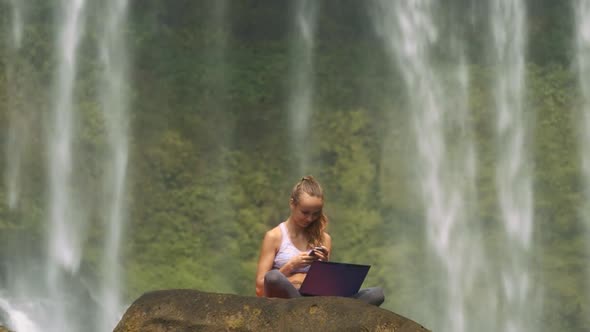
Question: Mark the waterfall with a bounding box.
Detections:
[490,1,536,331]
[97,0,130,330]
[288,0,319,173]
[47,0,87,275]
[9,0,23,48]
[45,1,88,331]
[371,1,485,330]
[2,0,131,331]
[574,0,590,308]
[4,0,25,210]
[0,298,41,332]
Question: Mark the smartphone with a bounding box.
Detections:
[309,246,327,256]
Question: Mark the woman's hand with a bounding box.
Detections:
[310,246,329,261]
[288,252,316,270]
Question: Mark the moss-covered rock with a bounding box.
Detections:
[113,289,429,332]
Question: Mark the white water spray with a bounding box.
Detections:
[3,109,23,211]
[288,0,319,173]
[2,1,132,331]
[0,297,41,332]
[47,0,87,276]
[9,0,23,48]
[4,0,25,210]
[372,1,484,331]
[46,1,87,331]
[490,1,535,331]
[97,0,130,330]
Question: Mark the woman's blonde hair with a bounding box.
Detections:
[290,175,328,247]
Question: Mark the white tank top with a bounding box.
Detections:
[272,222,310,273]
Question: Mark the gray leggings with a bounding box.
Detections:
[264,270,385,306]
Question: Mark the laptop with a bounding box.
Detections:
[299,261,371,297]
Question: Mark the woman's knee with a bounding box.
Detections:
[368,287,385,306]
[374,287,385,305]
[357,287,385,306]
[264,270,284,286]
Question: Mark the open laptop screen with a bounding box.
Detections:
[299,261,370,297]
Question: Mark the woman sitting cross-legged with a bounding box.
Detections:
[255,175,384,306]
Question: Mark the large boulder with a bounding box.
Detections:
[114,289,430,332]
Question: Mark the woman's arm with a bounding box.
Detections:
[324,232,332,260]
[255,229,281,297]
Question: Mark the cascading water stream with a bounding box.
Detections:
[574,0,590,305]
[489,1,536,331]
[97,0,130,330]
[371,1,484,331]
[8,0,22,48]
[46,1,87,331]
[0,298,40,332]
[288,0,319,173]
[4,0,25,210]
[47,0,86,275]
[1,1,131,331]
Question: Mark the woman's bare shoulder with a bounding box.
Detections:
[263,224,283,245]
[322,232,332,247]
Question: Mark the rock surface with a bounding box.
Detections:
[114,289,430,332]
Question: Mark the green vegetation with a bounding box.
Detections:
[0,1,589,331]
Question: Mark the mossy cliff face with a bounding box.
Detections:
[113,289,430,332]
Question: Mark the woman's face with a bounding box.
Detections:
[290,192,323,228]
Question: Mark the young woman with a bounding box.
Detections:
[255,176,384,306]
